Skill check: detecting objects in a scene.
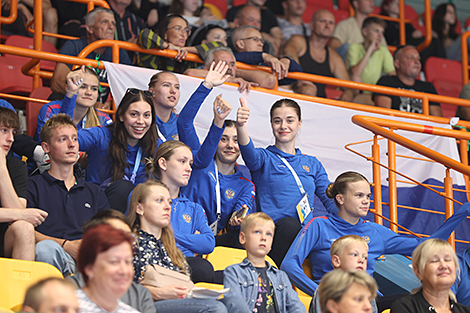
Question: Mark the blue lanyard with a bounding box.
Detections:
[129,146,143,183]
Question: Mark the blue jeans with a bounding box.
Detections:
[154,298,227,313]
[35,240,77,276]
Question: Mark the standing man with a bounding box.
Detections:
[373,45,442,116]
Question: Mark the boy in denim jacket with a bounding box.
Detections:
[223,212,304,313]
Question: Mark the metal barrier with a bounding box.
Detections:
[351,115,470,248]
[461,31,470,85]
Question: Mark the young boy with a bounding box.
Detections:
[27,114,109,275]
[223,212,304,313]
[346,17,395,105]
[310,235,377,313]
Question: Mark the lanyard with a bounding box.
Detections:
[80,115,87,129]
[157,126,167,142]
[129,146,143,183]
[277,155,306,195]
[209,162,222,235]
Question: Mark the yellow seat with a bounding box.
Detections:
[195,282,225,290]
[205,247,277,271]
[298,295,311,313]
[381,310,390,313]
[0,307,14,313]
[0,257,63,310]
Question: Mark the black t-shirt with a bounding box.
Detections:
[372,75,440,114]
[226,6,279,34]
[0,157,28,257]
[254,266,277,313]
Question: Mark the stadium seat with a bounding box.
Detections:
[4,35,57,72]
[194,282,225,290]
[298,295,312,312]
[424,57,462,86]
[0,307,14,313]
[204,0,227,19]
[205,246,277,271]
[0,257,62,311]
[306,0,334,11]
[232,0,246,7]
[337,0,349,11]
[26,86,52,137]
[424,57,462,118]
[404,4,425,34]
[466,16,470,30]
[0,57,43,109]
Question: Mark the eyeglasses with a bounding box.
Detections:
[240,36,265,44]
[167,25,192,36]
[126,88,154,98]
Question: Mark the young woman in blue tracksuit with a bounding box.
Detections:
[145,94,233,283]
[36,66,111,141]
[280,171,470,296]
[177,77,255,247]
[236,97,336,266]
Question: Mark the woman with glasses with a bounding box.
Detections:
[35,65,112,141]
[138,14,222,72]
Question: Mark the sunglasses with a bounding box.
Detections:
[126,88,154,98]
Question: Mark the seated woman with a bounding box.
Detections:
[177,79,255,247]
[317,270,378,313]
[76,223,138,313]
[144,136,227,282]
[138,14,222,72]
[432,2,468,62]
[35,66,112,141]
[76,88,160,211]
[391,238,470,313]
[189,24,228,47]
[236,97,336,266]
[379,0,445,66]
[128,180,227,313]
[281,171,470,296]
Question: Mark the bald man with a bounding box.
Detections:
[282,9,354,101]
[227,3,283,56]
[22,278,79,313]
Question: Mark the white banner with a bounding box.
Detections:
[104,62,464,186]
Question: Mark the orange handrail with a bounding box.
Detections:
[370,0,432,51]
[462,31,470,86]
[351,115,470,247]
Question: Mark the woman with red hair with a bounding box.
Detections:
[76,224,138,313]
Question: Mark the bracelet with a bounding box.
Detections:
[61,239,68,248]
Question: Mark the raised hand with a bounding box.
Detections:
[203,60,231,89]
[213,94,232,128]
[65,65,85,96]
[236,98,250,128]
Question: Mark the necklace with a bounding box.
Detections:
[172,198,179,213]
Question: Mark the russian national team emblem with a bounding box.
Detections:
[362,236,370,244]
[225,189,235,200]
[183,214,191,223]
[302,165,310,172]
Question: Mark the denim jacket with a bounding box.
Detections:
[223,258,304,313]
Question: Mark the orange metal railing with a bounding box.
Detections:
[461,31,470,86]
[351,115,470,248]
[371,0,432,52]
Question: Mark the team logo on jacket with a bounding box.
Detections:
[172,134,179,140]
[225,189,235,200]
[183,214,191,223]
[84,203,91,209]
[302,165,310,172]
[362,236,370,244]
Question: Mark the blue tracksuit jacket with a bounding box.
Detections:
[171,193,215,256]
[452,249,470,306]
[177,81,255,232]
[239,139,336,222]
[156,111,179,142]
[281,203,470,296]
[35,94,112,141]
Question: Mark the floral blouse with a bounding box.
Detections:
[133,229,189,282]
